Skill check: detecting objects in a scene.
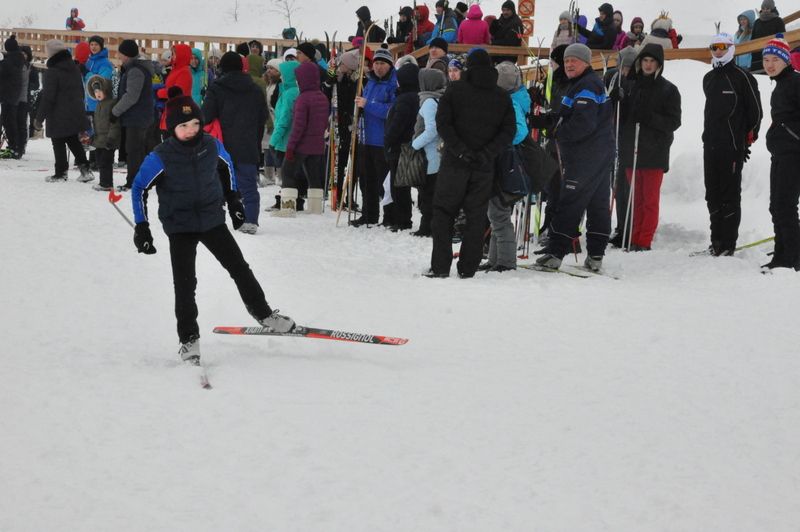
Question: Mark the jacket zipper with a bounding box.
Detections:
[723,73,738,151]
[782,123,800,141]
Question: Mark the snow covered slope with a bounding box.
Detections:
[2,0,780,46]
[1,59,799,531]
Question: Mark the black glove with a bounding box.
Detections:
[109,113,118,124]
[608,84,625,104]
[743,146,751,163]
[133,222,157,254]
[226,195,246,230]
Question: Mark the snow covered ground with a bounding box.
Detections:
[1,59,799,531]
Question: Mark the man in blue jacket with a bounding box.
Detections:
[351,48,397,226]
[536,43,614,272]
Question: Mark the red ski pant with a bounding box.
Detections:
[625,168,664,248]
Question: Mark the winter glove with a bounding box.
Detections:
[133,222,157,254]
[743,146,752,163]
[226,194,246,230]
[285,148,295,162]
[747,130,755,146]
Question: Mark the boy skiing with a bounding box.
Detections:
[130,90,295,364]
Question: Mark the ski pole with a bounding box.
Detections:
[623,123,640,252]
[108,189,134,228]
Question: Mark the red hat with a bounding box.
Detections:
[74,41,90,64]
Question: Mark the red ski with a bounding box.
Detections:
[213,326,409,346]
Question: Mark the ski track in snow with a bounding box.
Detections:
[1,60,799,531]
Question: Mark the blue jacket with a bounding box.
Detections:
[411,98,441,174]
[132,134,237,235]
[361,69,397,146]
[734,10,756,70]
[555,69,614,174]
[427,11,459,44]
[84,48,114,112]
[510,86,531,145]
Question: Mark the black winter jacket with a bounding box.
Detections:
[202,71,267,165]
[702,60,762,152]
[766,67,800,158]
[355,7,387,43]
[0,49,25,104]
[577,17,618,50]
[114,58,154,128]
[36,50,89,138]
[384,64,420,161]
[436,64,515,170]
[490,14,523,46]
[751,15,786,72]
[619,44,682,171]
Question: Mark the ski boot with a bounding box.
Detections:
[258,309,296,332]
[178,335,201,365]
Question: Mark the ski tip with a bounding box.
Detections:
[213,326,242,335]
[380,336,409,346]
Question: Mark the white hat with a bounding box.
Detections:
[283,48,297,61]
[161,50,172,61]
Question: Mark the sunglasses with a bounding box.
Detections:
[709,43,729,52]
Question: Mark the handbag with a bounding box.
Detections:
[395,142,427,187]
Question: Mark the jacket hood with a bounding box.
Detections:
[191,48,205,71]
[630,17,644,31]
[496,61,521,92]
[651,17,672,32]
[356,6,371,22]
[416,5,430,21]
[396,62,420,93]
[465,65,499,90]
[399,6,413,18]
[599,3,614,18]
[172,44,192,69]
[635,43,664,77]
[419,67,447,92]
[295,61,321,92]
[279,60,299,87]
[738,10,756,27]
[71,8,79,16]
[46,49,73,69]
[20,45,33,63]
[467,4,483,19]
[86,74,113,101]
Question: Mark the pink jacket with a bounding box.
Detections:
[457,5,491,45]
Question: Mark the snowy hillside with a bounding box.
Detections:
[2,58,800,531]
[1,0,784,45]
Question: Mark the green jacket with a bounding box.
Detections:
[270,61,299,152]
[87,75,121,149]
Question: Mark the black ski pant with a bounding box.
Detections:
[387,154,413,228]
[15,102,29,154]
[281,152,325,189]
[51,135,88,174]
[769,153,800,268]
[430,159,493,276]
[704,146,745,251]
[95,148,115,188]
[416,172,438,233]
[358,144,389,223]
[1,102,19,153]
[168,223,271,343]
[124,125,148,188]
[548,150,613,258]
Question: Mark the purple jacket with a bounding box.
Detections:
[287,62,330,155]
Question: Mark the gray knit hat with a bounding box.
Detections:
[45,39,66,58]
[559,11,572,20]
[495,61,521,92]
[618,46,637,69]
[564,43,592,65]
[372,47,394,65]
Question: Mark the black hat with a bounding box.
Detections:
[550,44,568,65]
[296,42,317,61]
[456,2,468,13]
[118,39,139,58]
[3,35,19,53]
[236,42,250,56]
[599,3,614,17]
[435,0,446,8]
[466,48,492,69]
[429,37,449,53]
[88,35,104,49]
[219,51,244,73]
[502,1,516,12]
[165,89,203,132]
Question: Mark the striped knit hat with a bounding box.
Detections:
[763,34,791,65]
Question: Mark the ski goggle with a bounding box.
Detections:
[709,43,730,52]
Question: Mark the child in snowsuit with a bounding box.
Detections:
[130,91,295,363]
[86,75,121,191]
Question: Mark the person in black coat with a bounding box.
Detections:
[202,51,268,233]
[490,1,523,63]
[615,43,681,251]
[0,35,25,158]
[762,37,800,271]
[388,6,415,45]
[427,49,515,278]
[750,0,786,73]
[536,43,614,271]
[702,34,763,256]
[355,6,387,43]
[34,39,91,181]
[576,3,618,50]
[384,62,420,231]
[20,46,40,139]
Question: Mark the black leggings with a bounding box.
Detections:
[168,224,271,343]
